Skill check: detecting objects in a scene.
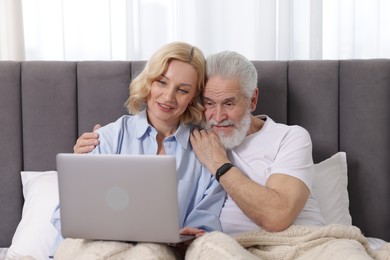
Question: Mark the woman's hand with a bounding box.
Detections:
[168,227,206,257]
[179,226,206,238]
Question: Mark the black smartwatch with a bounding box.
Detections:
[215,163,234,182]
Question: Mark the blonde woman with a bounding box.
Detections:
[51,42,225,259]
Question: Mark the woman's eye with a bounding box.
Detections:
[156,80,166,86]
[178,89,189,94]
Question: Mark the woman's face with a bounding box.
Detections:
[147,59,198,128]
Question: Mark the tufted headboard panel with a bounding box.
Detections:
[0,59,389,246]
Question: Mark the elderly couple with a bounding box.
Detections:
[52,41,325,259]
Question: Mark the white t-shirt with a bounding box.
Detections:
[220,115,325,234]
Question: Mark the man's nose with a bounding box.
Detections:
[214,105,227,122]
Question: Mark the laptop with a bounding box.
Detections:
[56,153,194,244]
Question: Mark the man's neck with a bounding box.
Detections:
[247,115,264,136]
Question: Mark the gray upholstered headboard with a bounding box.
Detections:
[0,60,389,247]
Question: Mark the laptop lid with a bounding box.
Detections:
[57,153,191,243]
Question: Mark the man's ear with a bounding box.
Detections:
[250,88,259,112]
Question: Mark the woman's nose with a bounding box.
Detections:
[163,85,175,101]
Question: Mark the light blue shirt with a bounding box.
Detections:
[50,110,225,257]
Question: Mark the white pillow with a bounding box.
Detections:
[313,152,352,226]
[7,171,59,260]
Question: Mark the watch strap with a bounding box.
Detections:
[215,163,234,182]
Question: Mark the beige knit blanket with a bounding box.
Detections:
[54,224,390,260]
[186,224,390,259]
[233,224,390,260]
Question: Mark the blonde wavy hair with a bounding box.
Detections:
[125,42,206,125]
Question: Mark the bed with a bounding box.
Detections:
[0,60,389,259]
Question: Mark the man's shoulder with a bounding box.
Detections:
[265,117,309,136]
[255,117,311,144]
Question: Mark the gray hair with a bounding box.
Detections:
[206,51,258,99]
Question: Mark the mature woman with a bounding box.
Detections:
[51,42,225,259]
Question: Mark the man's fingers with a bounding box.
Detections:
[74,138,97,153]
[74,145,95,154]
[80,132,99,139]
[191,128,200,137]
[191,128,209,139]
[73,133,99,153]
[93,124,102,132]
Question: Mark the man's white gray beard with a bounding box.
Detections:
[205,111,251,149]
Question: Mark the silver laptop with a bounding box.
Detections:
[56,153,194,244]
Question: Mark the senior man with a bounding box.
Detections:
[189,51,325,236]
[185,51,383,259]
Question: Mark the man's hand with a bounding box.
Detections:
[73,124,101,154]
[190,129,230,175]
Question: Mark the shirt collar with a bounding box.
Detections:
[174,122,191,150]
[135,109,191,149]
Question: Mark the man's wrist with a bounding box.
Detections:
[215,163,234,182]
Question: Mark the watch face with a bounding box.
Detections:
[216,163,234,181]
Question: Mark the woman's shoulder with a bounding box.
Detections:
[98,115,136,133]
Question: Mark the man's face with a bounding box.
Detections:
[203,76,252,149]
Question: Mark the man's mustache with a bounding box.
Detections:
[206,119,234,127]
